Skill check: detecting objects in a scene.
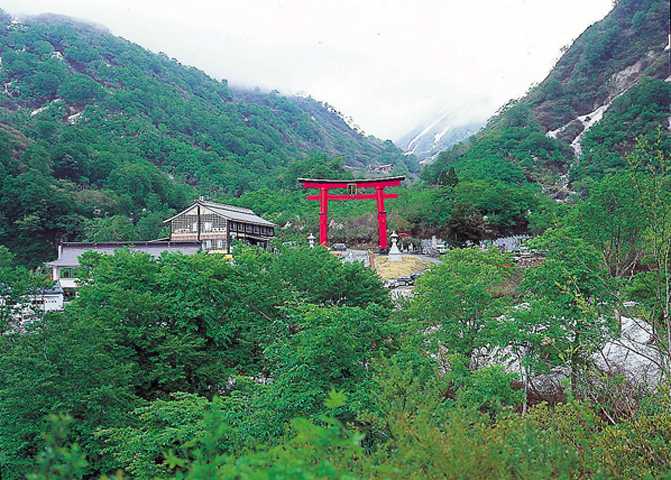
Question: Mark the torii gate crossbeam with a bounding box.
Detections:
[299,176,405,251]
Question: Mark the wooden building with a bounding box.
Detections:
[163,199,275,252]
[46,200,274,298]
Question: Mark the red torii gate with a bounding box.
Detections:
[299,176,405,251]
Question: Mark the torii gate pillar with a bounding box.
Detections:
[319,186,329,246]
[375,186,389,251]
[299,176,405,251]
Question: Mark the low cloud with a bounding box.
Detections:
[5,0,612,140]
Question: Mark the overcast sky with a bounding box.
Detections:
[4,0,612,140]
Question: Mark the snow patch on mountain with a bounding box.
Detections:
[545,96,617,157]
[30,105,48,117]
[405,111,452,155]
[398,111,484,163]
[545,60,648,156]
[67,110,83,124]
[570,101,611,156]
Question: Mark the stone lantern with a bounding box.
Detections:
[388,231,402,262]
[307,232,315,248]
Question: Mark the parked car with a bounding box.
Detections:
[436,244,448,254]
[331,243,347,252]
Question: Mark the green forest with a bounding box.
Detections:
[1,134,670,478]
[0,0,670,477]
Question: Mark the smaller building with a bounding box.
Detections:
[47,241,201,296]
[30,284,65,313]
[0,284,64,327]
[164,199,276,252]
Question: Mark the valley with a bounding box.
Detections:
[0,0,669,478]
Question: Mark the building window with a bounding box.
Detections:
[217,239,225,249]
[60,267,78,279]
[192,222,198,232]
[203,240,212,250]
[204,222,212,232]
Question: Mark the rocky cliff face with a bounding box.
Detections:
[545,52,669,157]
[525,0,669,152]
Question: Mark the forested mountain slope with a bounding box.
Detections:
[0,11,416,264]
[424,0,669,195]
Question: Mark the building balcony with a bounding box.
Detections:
[171,232,229,241]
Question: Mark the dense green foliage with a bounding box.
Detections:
[2,205,670,478]
[0,139,668,478]
[410,248,516,360]
[0,245,390,477]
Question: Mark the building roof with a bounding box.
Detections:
[162,200,276,227]
[47,241,202,267]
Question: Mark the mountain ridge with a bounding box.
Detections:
[424,0,670,192]
[0,11,415,173]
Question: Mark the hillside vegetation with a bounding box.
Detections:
[422,0,669,240]
[1,1,668,262]
[0,11,415,264]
